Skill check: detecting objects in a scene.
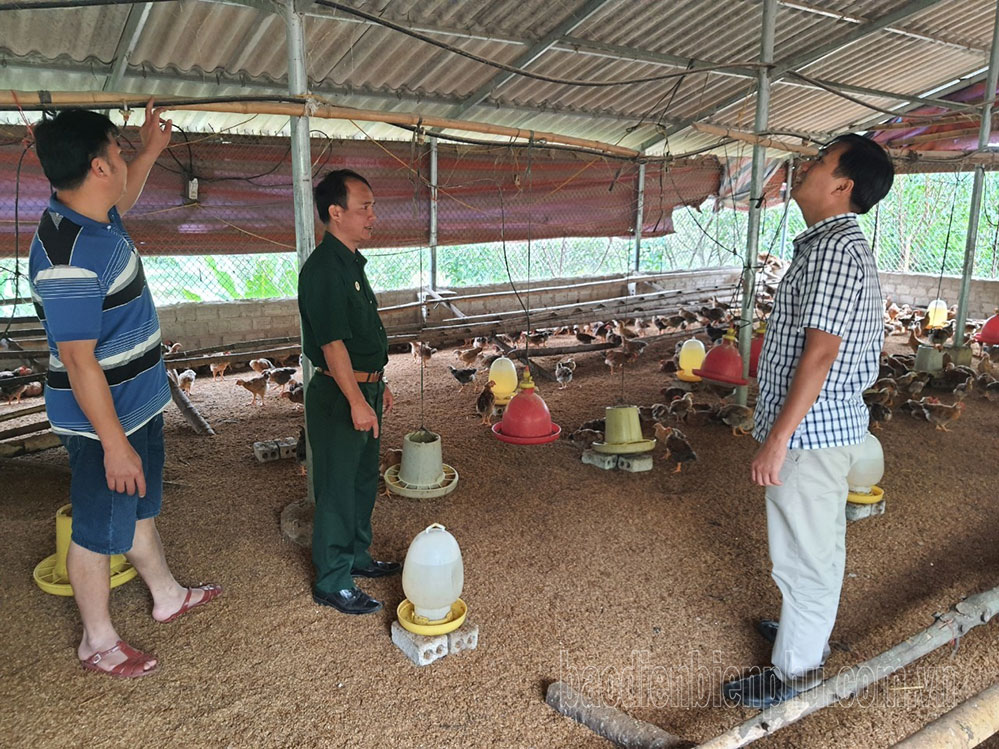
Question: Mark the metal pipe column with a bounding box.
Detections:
[429,136,439,291]
[737,0,777,406]
[285,0,316,502]
[778,159,793,259]
[954,1,999,351]
[632,162,646,273]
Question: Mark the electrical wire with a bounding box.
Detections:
[316,1,769,89]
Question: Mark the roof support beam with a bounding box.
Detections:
[640,0,945,152]
[102,1,153,91]
[0,54,654,130]
[441,0,614,123]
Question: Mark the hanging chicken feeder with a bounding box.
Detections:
[914,344,944,375]
[397,523,467,636]
[925,298,948,329]
[488,356,519,406]
[693,332,748,386]
[592,405,656,454]
[492,371,561,444]
[34,504,138,596]
[749,323,766,378]
[676,338,706,383]
[384,428,459,499]
[975,314,999,345]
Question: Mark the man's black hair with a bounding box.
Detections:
[314,169,372,224]
[828,133,894,214]
[33,109,120,191]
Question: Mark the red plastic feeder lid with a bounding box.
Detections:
[975,315,999,344]
[693,344,748,386]
[492,387,561,444]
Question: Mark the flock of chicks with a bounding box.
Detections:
[862,302,999,432]
[163,341,304,407]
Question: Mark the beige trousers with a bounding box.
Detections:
[766,442,865,688]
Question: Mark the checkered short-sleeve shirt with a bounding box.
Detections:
[753,213,884,449]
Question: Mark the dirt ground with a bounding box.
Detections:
[2,331,998,749]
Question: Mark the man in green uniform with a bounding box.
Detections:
[298,169,399,615]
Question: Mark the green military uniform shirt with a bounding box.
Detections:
[298,231,388,373]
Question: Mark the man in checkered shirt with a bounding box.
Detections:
[723,134,894,709]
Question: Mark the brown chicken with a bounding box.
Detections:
[985,381,999,402]
[456,346,483,365]
[249,358,273,374]
[210,352,232,381]
[923,400,964,431]
[236,375,268,406]
[412,342,437,363]
[654,424,697,473]
[668,392,694,422]
[578,418,605,432]
[0,366,32,405]
[476,380,497,425]
[378,448,404,496]
[281,380,305,404]
[716,404,754,436]
[604,350,635,374]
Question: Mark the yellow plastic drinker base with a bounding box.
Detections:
[397,598,467,636]
[847,485,885,506]
[33,504,139,596]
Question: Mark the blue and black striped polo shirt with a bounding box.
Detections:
[28,197,170,439]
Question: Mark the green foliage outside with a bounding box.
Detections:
[4,171,999,316]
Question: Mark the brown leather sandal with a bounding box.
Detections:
[80,640,158,679]
[159,583,223,623]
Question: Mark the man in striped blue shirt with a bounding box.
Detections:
[723,135,893,708]
[30,103,220,679]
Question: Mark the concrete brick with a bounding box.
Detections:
[391,621,448,667]
[195,306,221,321]
[582,450,618,470]
[276,437,298,460]
[617,453,654,472]
[447,621,479,655]
[846,499,885,523]
[253,440,281,462]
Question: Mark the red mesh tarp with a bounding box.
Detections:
[0,125,721,258]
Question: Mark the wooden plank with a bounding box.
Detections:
[0,404,46,424]
[0,431,62,459]
[0,419,50,441]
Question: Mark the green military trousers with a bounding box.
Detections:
[306,374,383,594]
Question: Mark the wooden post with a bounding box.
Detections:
[167,371,215,436]
[894,680,999,748]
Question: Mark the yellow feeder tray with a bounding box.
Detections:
[397,598,467,636]
[33,504,138,596]
[847,485,885,505]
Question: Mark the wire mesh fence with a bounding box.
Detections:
[4,119,999,326]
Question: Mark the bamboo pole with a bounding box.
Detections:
[546,681,692,749]
[0,431,62,459]
[693,123,815,156]
[165,345,301,371]
[698,584,999,749]
[894,680,999,748]
[164,336,301,361]
[0,404,46,424]
[0,90,640,159]
[0,419,50,441]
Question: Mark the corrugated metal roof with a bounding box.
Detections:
[0,0,995,156]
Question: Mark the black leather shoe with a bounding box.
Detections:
[351,560,401,578]
[756,618,779,644]
[722,667,798,709]
[312,587,383,615]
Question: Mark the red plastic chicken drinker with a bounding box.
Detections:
[975,314,999,345]
[492,372,561,444]
[694,332,749,386]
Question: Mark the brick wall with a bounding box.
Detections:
[878,272,999,320]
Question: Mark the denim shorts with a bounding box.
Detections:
[59,413,165,555]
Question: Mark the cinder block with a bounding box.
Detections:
[276,437,298,459]
[447,621,479,655]
[617,453,654,472]
[582,450,618,470]
[846,499,886,523]
[391,621,448,667]
[253,440,281,463]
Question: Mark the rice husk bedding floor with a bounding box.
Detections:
[2,332,999,749]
